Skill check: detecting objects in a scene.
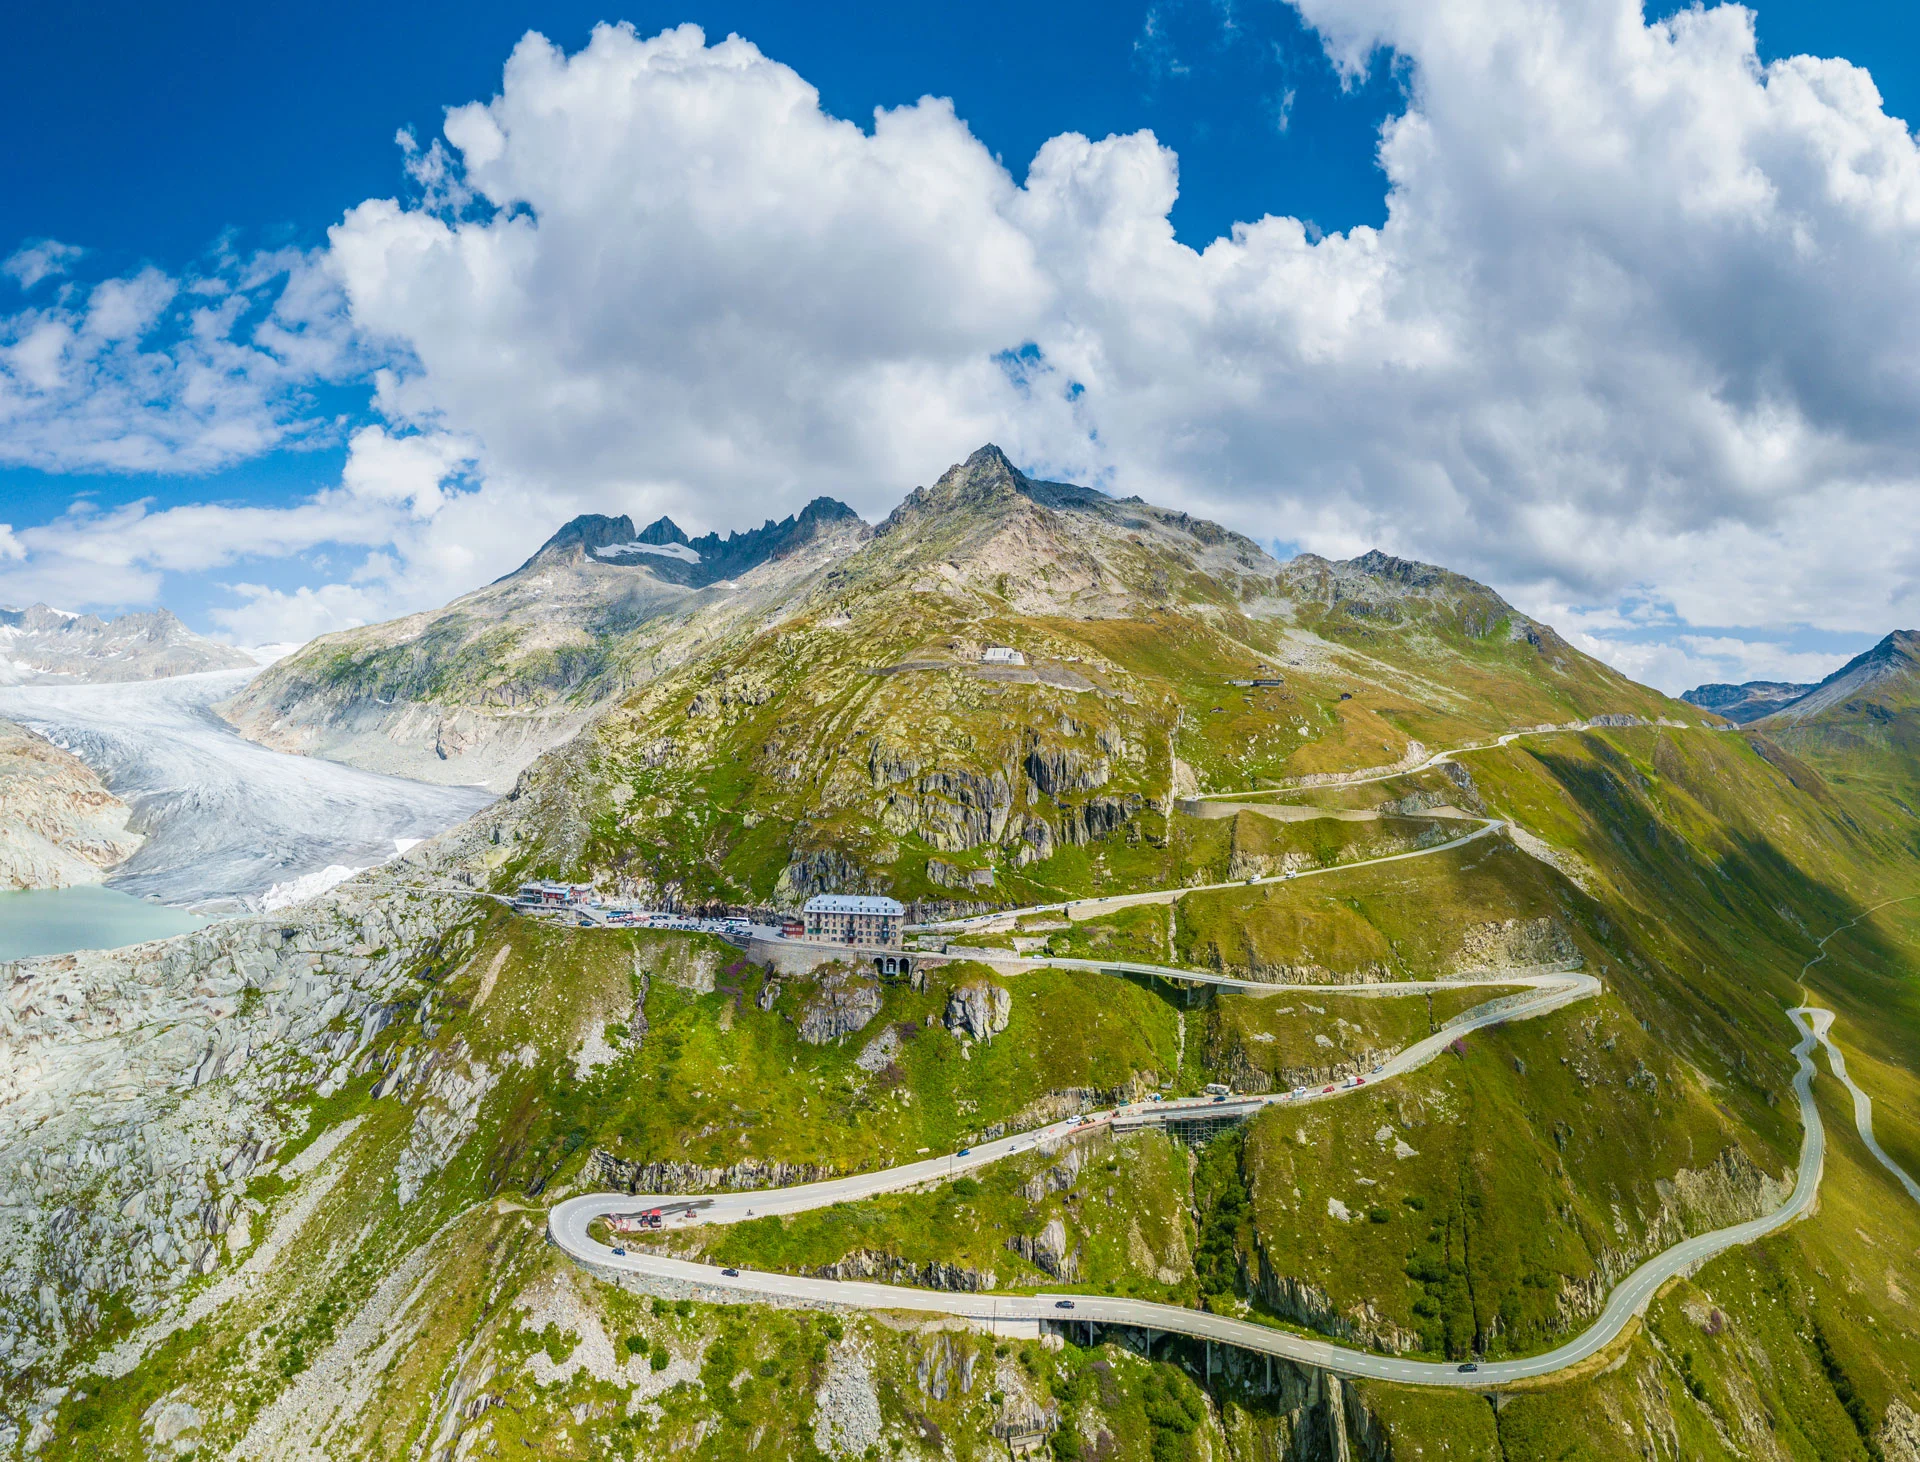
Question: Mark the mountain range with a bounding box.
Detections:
[0,603,254,684]
[216,493,873,791]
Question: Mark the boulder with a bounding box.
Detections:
[944,979,1011,1041]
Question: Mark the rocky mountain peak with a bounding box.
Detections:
[504,497,868,589]
[1748,628,1920,725]
[878,444,1108,540]
[511,513,641,573]
[1346,550,1447,591]
[637,516,690,547]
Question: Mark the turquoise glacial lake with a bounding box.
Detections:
[0,885,209,961]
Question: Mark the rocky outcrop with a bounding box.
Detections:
[1879,1397,1920,1462]
[926,858,995,890]
[1455,917,1578,970]
[876,765,1015,852]
[773,847,882,904]
[1054,794,1144,848]
[1020,1144,1086,1203]
[944,978,1011,1041]
[394,1043,497,1206]
[1253,1250,1420,1355]
[0,718,141,888]
[1023,739,1110,797]
[796,967,883,1044]
[585,1151,837,1194]
[1007,1217,1077,1280]
[806,1250,996,1292]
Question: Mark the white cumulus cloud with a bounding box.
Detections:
[7,2,1920,680]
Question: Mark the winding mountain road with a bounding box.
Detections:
[910,817,1505,934]
[550,994,1829,1388]
[547,718,1909,1389]
[1797,894,1920,1205]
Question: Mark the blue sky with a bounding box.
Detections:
[3,0,1919,691]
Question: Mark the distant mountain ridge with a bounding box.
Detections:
[509,497,865,589]
[219,493,874,791]
[1752,630,1919,726]
[0,604,254,684]
[1680,680,1817,725]
[1682,631,1920,727]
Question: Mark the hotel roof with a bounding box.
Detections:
[802,894,905,914]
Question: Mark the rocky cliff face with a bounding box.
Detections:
[0,717,141,888]
[795,965,884,1044]
[944,977,1011,1041]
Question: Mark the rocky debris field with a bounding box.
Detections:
[0,875,469,1429]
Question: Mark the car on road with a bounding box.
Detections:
[1290,1087,1308,1098]
[1055,1300,1076,1309]
[1211,1095,1227,1104]
[612,1246,626,1256]
[721,1267,741,1277]
[957,1147,971,1157]
[1322,1084,1337,1094]
[1457,1361,1478,1373]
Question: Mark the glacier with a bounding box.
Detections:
[0,669,493,910]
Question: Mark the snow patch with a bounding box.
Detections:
[593,541,701,564]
